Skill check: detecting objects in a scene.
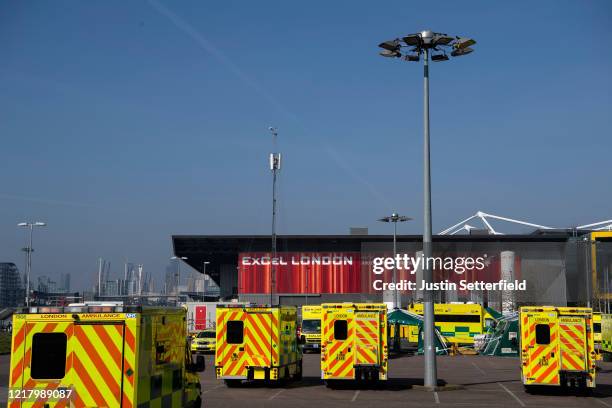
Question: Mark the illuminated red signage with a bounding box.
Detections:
[238,252,361,294]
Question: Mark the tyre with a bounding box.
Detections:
[224,379,242,388]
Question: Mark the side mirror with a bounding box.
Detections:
[187,354,206,372]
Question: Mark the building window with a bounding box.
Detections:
[31,333,67,379]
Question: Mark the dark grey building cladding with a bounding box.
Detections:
[172,231,601,307]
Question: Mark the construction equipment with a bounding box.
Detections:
[408,303,484,344]
[300,305,322,352]
[215,304,302,386]
[8,303,204,408]
[519,306,596,392]
[321,303,388,384]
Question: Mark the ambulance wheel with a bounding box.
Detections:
[578,379,593,396]
[224,379,241,388]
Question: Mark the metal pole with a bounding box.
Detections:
[25,225,33,307]
[271,166,277,306]
[270,128,279,307]
[305,267,309,306]
[585,239,591,308]
[98,257,102,297]
[422,47,438,389]
[393,220,398,309]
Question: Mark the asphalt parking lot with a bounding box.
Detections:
[1,353,612,407]
[199,353,612,408]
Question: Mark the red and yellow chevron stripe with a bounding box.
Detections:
[559,321,586,372]
[9,320,132,408]
[216,307,296,380]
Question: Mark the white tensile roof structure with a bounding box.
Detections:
[439,210,612,235]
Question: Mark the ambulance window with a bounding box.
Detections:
[334,320,348,340]
[535,324,550,344]
[227,321,244,344]
[594,323,601,333]
[31,333,67,379]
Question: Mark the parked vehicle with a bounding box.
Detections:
[215,304,302,386]
[321,303,388,384]
[519,306,596,392]
[8,303,204,408]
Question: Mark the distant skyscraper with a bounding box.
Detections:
[62,273,71,292]
[164,264,175,294]
[0,263,24,307]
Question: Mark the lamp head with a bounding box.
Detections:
[454,37,476,50]
[451,47,474,57]
[378,39,401,52]
[403,53,420,62]
[379,49,401,58]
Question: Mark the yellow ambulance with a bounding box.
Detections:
[321,303,388,384]
[408,303,483,344]
[215,304,302,386]
[601,313,612,353]
[519,306,596,392]
[300,305,322,352]
[593,312,603,360]
[8,303,204,408]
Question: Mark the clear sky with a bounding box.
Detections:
[1,1,611,291]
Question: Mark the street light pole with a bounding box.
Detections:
[171,256,187,303]
[378,30,476,389]
[378,213,412,309]
[18,221,46,307]
[269,126,281,306]
[421,45,438,390]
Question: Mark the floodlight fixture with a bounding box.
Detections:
[380,49,401,58]
[454,37,476,50]
[451,47,474,57]
[404,53,420,62]
[378,39,401,52]
[402,34,421,46]
[378,213,412,223]
[431,53,449,62]
[434,35,454,45]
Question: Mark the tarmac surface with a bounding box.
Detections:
[1,352,612,407]
[198,352,612,408]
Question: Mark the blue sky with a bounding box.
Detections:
[1,1,611,290]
